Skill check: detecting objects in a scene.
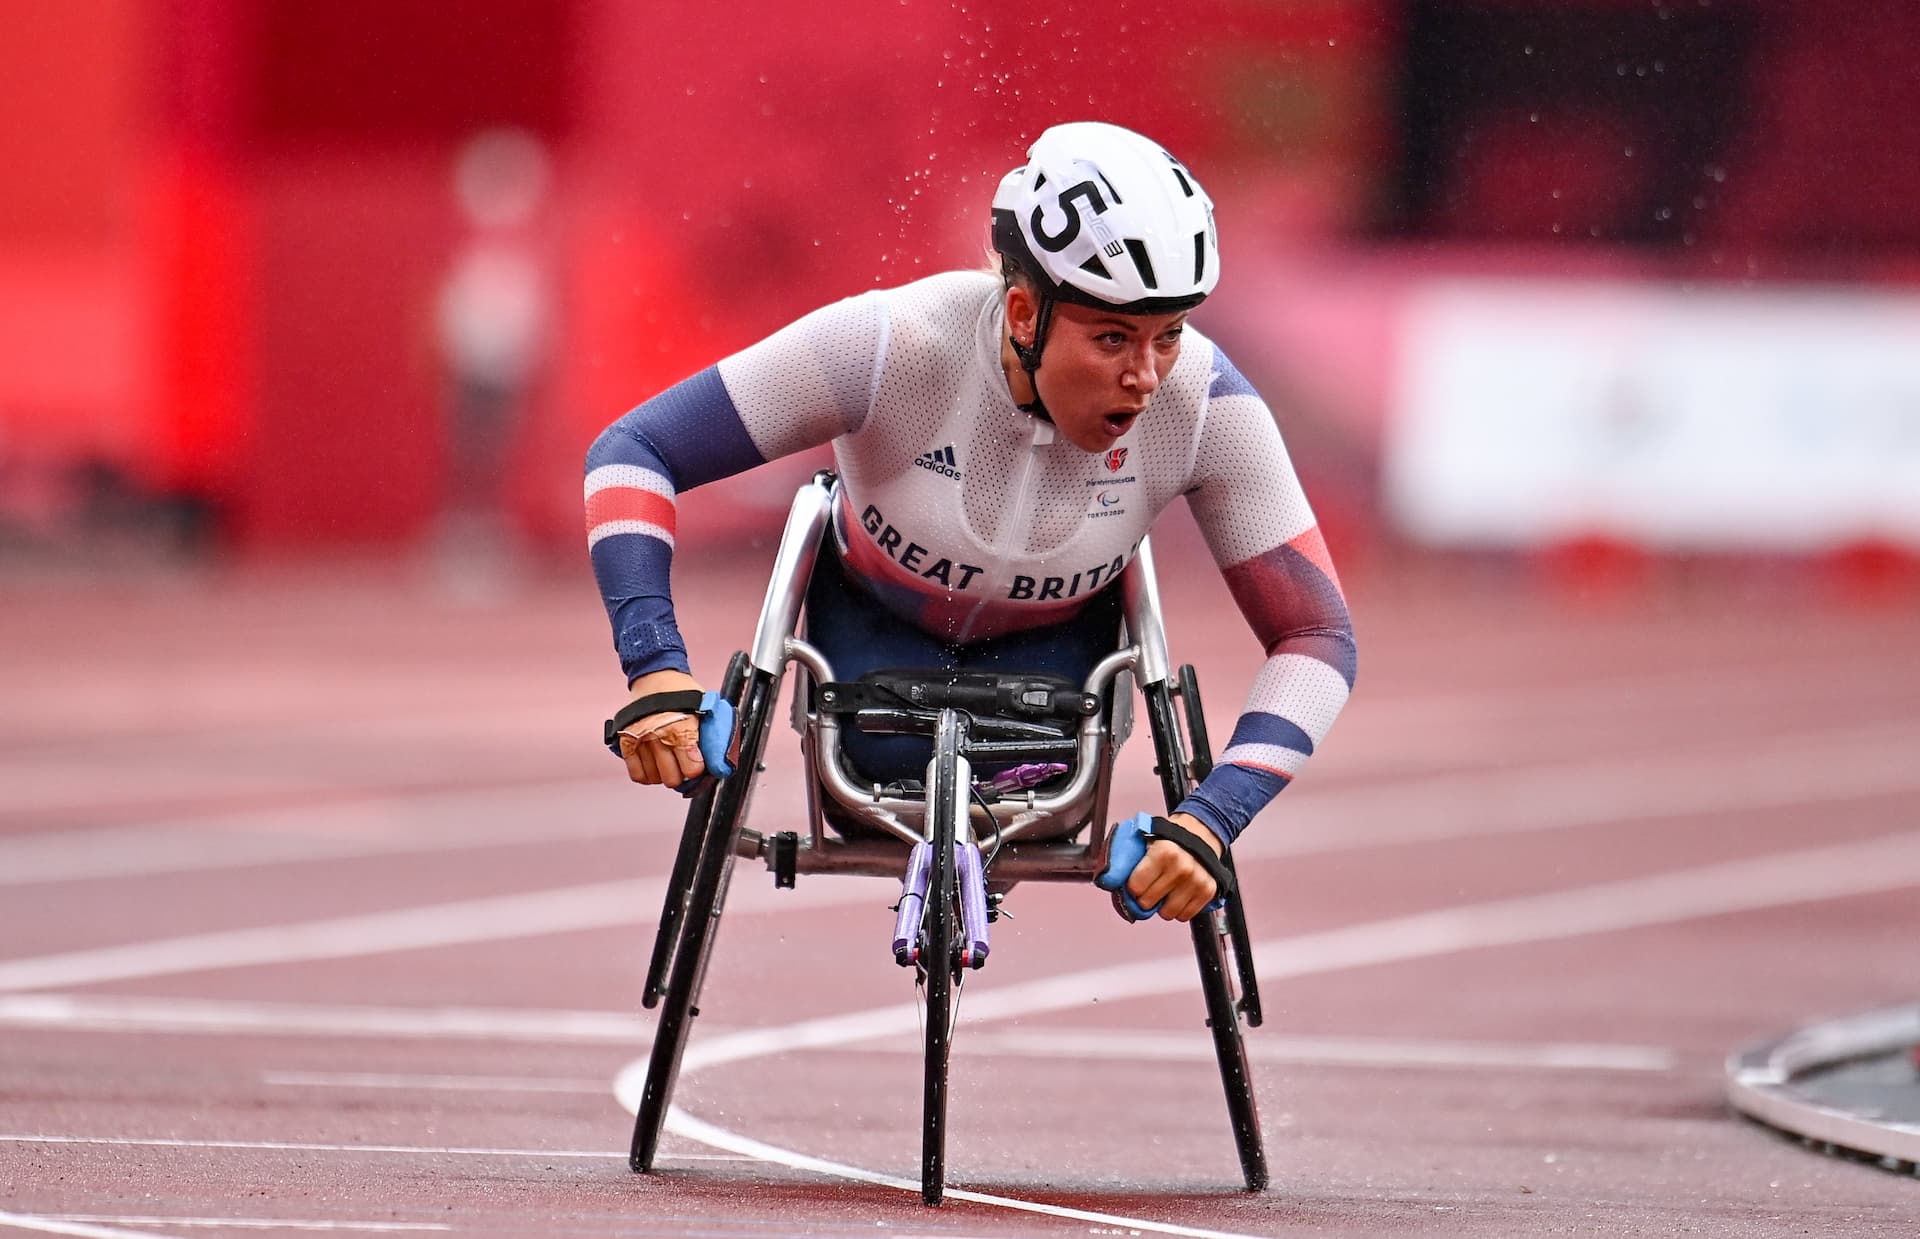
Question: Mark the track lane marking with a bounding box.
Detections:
[263,1070,610,1094]
[664,1113,1268,1239]
[0,783,652,888]
[7,717,1916,891]
[952,1030,1677,1073]
[36,1220,449,1234]
[3,731,1913,995]
[245,1034,1669,1095]
[0,1135,747,1162]
[617,829,1920,1225]
[0,873,893,993]
[1242,718,1920,860]
[0,994,657,1041]
[0,1215,176,1239]
[0,994,1673,1073]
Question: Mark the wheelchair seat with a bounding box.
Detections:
[810,666,1102,839]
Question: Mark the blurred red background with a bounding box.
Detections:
[2,0,1916,557]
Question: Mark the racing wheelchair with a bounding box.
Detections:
[622,472,1267,1205]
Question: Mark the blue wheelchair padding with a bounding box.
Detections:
[674,691,737,799]
[1094,811,1229,922]
[1095,812,1163,922]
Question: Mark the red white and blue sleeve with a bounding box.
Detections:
[1173,346,1357,844]
[585,293,884,684]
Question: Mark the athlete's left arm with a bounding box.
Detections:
[1172,345,1358,845]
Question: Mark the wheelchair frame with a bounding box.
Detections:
[628,472,1268,1204]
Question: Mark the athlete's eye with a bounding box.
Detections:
[1099,332,1128,347]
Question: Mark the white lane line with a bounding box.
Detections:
[4,719,1913,992]
[4,704,1912,894]
[0,1135,747,1162]
[618,829,1920,1224]
[8,715,1916,895]
[250,1034,1668,1097]
[0,1215,176,1239]
[0,882,652,993]
[0,993,1670,1072]
[0,709,596,817]
[2,702,592,762]
[949,1030,1677,1073]
[0,994,656,1042]
[0,872,894,993]
[1248,718,1920,860]
[263,1070,608,1094]
[38,1219,449,1233]
[0,782,649,888]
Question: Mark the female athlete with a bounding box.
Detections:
[586,121,1356,923]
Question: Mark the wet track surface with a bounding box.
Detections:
[4,526,1919,1237]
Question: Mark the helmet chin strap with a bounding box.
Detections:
[1007,294,1057,424]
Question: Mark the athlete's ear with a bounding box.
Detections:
[1004,282,1038,347]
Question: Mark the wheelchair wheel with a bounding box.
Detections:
[1177,664,1262,1028]
[1143,677,1269,1193]
[644,652,751,1009]
[630,662,778,1174]
[919,707,963,1205]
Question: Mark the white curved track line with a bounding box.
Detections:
[665,1111,1269,1239]
[615,829,1920,1223]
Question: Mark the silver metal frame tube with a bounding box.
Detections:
[749,480,834,675]
[1121,537,1171,688]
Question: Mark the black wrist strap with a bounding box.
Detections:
[1147,816,1236,899]
[604,690,707,754]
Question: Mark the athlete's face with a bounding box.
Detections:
[1004,286,1187,453]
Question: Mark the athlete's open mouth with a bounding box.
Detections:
[1104,410,1143,435]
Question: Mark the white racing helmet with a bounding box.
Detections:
[992,121,1220,314]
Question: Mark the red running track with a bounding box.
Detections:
[3,526,1919,1238]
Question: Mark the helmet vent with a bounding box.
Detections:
[1080,254,1113,280]
[1123,238,1159,290]
[1095,171,1123,204]
[1032,171,1048,190]
[1193,232,1207,283]
[1168,164,1195,198]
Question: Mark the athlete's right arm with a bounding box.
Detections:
[586,291,886,783]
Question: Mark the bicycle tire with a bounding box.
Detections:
[644,652,751,1009]
[1177,664,1262,1027]
[920,707,962,1205]
[1144,679,1268,1192]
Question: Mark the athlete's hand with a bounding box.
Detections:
[1124,813,1226,922]
[617,669,710,790]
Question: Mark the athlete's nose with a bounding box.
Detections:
[1120,344,1160,396]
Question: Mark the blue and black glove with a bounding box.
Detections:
[1094,811,1236,923]
[603,689,736,797]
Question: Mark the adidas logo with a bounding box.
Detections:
[913,445,962,480]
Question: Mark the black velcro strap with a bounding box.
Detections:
[603,690,707,754]
[1147,816,1236,899]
